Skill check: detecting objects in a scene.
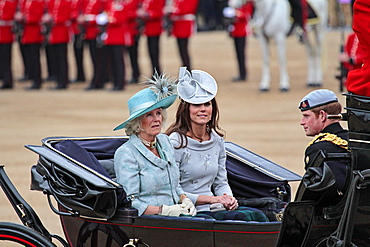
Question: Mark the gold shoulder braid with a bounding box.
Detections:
[308,133,348,150]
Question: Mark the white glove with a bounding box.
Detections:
[180,198,197,216]
[159,204,188,217]
[96,13,108,26]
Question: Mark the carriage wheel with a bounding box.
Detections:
[0,222,56,247]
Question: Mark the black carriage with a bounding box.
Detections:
[2,93,370,246]
[1,134,300,246]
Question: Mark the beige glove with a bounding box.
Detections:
[159,204,189,216]
[180,198,197,216]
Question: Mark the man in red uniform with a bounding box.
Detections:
[0,0,18,89]
[339,32,363,87]
[345,0,370,96]
[80,0,108,90]
[166,0,199,71]
[124,0,141,84]
[137,0,166,77]
[102,0,139,91]
[226,1,253,82]
[70,0,86,83]
[16,0,45,90]
[44,0,73,90]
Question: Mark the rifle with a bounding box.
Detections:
[12,8,24,41]
[163,12,172,37]
[75,24,86,49]
[12,20,24,40]
[41,22,52,48]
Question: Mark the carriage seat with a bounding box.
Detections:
[99,159,116,180]
[53,139,274,223]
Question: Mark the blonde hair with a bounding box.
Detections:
[125,108,168,136]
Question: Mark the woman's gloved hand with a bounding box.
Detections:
[180,198,197,216]
[159,204,189,216]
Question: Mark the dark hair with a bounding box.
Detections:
[166,98,225,148]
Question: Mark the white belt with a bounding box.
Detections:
[85,14,97,21]
[0,20,14,26]
[171,14,195,21]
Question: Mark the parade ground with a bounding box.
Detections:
[0,29,349,241]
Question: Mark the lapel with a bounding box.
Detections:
[131,134,167,169]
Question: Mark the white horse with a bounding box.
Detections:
[246,0,328,92]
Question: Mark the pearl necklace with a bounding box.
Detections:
[138,135,156,148]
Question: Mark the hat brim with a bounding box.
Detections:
[114,94,177,131]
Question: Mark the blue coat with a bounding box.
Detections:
[114,133,185,215]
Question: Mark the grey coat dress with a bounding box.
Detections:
[169,131,233,212]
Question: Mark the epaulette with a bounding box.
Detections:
[308,133,348,150]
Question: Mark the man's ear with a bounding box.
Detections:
[319,110,327,121]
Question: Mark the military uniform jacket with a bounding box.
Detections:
[46,0,73,44]
[344,32,363,72]
[82,0,106,40]
[169,0,198,38]
[140,0,165,37]
[19,0,45,44]
[229,1,253,38]
[0,0,18,43]
[346,0,370,96]
[304,122,348,169]
[104,0,139,46]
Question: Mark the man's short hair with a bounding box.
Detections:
[311,101,342,116]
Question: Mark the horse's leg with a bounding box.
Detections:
[258,34,271,91]
[314,24,324,86]
[275,33,289,91]
[305,27,317,87]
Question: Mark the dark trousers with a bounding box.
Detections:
[147,35,161,74]
[127,35,141,80]
[44,44,56,80]
[106,45,125,90]
[0,43,13,86]
[73,35,86,81]
[23,43,42,87]
[234,36,247,79]
[87,39,106,88]
[18,41,30,79]
[48,43,69,88]
[176,38,191,71]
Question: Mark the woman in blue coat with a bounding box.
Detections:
[113,72,196,217]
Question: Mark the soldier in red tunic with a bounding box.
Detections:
[124,0,141,84]
[16,0,45,90]
[137,0,166,76]
[345,0,370,96]
[0,0,18,89]
[80,0,108,90]
[70,0,86,83]
[166,0,199,71]
[44,0,73,90]
[102,0,139,91]
[338,0,363,89]
[226,0,253,82]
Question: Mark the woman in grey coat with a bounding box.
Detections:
[166,67,268,222]
[113,73,196,217]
